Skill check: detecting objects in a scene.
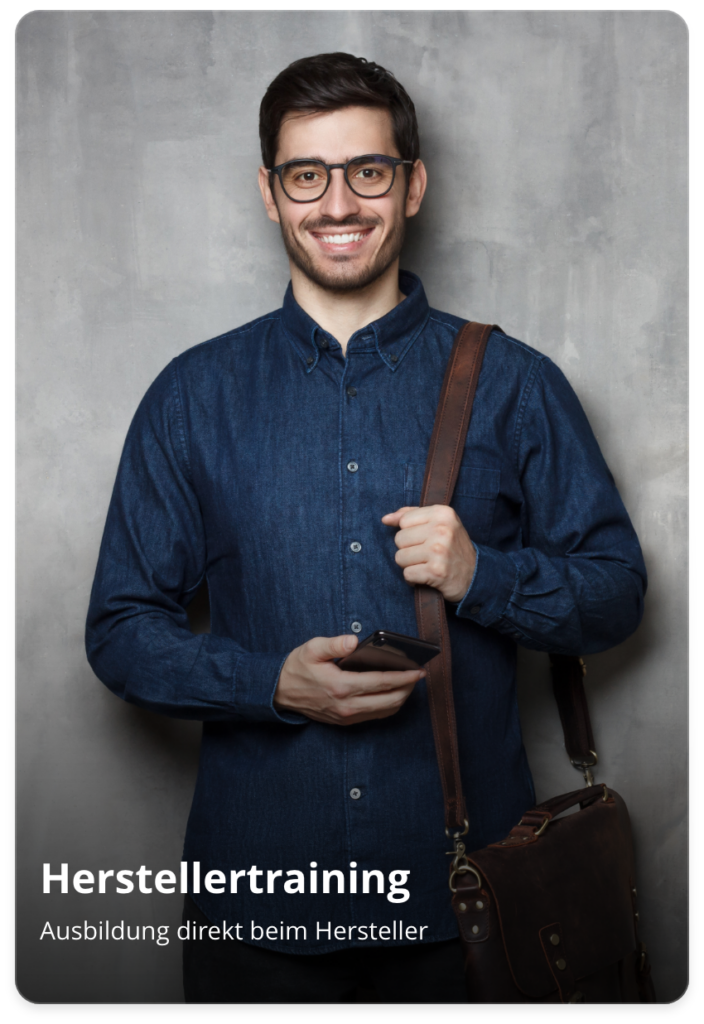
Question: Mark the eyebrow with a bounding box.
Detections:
[282,153,394,165]
[284,155,354,163]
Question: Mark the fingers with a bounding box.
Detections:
[392,523,439,550]
[394,543,443,569]
[276,634,424,726]
[335,666,426,696]
[335,683,418,724]
[384,505,458,531]
[306,680,419,726]
[397,562,436,587]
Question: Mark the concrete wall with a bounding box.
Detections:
[16,11,687,1002]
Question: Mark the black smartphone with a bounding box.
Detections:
[336,630,441,673]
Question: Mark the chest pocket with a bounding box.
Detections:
[403,463,501,545]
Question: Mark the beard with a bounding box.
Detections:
[278,212,406,294]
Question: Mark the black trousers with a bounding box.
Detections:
[182,895,468,1003]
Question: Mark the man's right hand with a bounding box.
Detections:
[274,634,424,726]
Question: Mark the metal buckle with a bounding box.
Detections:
[517,812,550,837]
[570,749,598,787]
[449,862,482,894]
[534,816,550,837]
[445,827,480,893]
[445,819,469,840]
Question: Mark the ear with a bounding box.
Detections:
[405,159,428,218]
[258,166,281,224]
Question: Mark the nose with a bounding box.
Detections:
[317,167,362,220]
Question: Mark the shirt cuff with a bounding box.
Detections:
[455,543,518,627]
[232,651,308,725]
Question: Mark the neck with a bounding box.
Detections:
[290,259,405,354]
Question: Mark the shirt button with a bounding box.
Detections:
[346,386,357,397]
[350,541,362,553]
[306,356,314,366]
[470,605,482,615]
[390,354,398,363]
[513,632,521,640]
[347,461,359,473]
[351,621,362,633]
[350,788,362,800]
[318,338,329,349]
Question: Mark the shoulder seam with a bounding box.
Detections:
[213,314,281,342]
[170,360,193,480]
[172,315,282,360]
[511,357,545,474]
[498,332,548,360]
[428,314,462,331]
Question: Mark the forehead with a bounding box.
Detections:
[275,106,397,164]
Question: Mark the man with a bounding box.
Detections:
[86,52,646,1002]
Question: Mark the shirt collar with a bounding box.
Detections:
[280,270,430,374]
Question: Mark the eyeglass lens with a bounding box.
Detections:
[280,156,396,201]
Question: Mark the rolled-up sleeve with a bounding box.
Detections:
[85,360,306,724]
[456,357,647,654]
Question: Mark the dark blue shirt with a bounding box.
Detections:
[86,271,646,953]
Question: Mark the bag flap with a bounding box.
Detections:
[467,790,638,998]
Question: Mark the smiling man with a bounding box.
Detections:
[86,53,646,1002]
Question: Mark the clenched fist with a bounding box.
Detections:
[381,504,476,603]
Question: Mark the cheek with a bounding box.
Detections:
[282,213,308,238]
[379,201,405,238]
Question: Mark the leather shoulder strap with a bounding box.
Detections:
[549,654,597,770]
[415,322,599,833]
[415,321,495,830]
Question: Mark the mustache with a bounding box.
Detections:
[302,215,381,231]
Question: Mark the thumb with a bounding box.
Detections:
[381,510,403,525]
[382,506,417,526]
[308,633,358,662]
[329,633,358,658]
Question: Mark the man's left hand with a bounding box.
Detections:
[381,505,477,603]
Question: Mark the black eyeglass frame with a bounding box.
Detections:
[268,154,414,203]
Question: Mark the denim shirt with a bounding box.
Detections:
[85,271,646,953]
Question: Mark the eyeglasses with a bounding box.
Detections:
[268,154,413,203]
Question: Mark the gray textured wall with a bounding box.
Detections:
[16,10,687,1003]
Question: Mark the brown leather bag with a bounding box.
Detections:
[415,322,656,1003]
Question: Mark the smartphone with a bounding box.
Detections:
[336,630,441,673]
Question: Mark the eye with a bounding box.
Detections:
[353,166,383,180]
[294,169,323,183]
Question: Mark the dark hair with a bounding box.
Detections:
[259,52,419,169]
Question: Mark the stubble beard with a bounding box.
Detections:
[278,212,406,294]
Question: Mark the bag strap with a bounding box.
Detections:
[549,654,598,782]
[415,322,598,832]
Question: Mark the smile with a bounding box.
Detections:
[320,232,367,244]
[309,228,375,250]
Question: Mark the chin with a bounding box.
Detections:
[290,248,400,294]
[306,261,389,293]
[281,224,405,294]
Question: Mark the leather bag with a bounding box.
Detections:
[415,321,656,1003]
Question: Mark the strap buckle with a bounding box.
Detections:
[444,818,469,840]
[446,836,482,893]
[570,749,598,787]
[445,823,475,893]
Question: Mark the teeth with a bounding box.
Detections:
[320,232,365,244]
